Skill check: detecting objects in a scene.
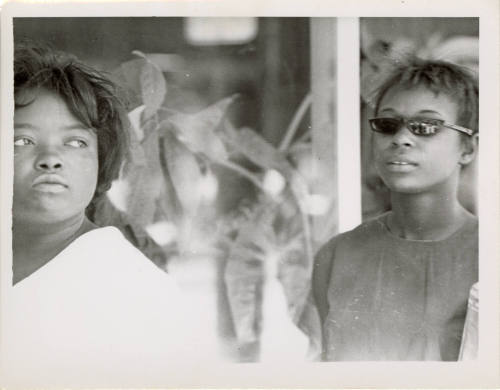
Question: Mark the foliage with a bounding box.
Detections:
[105,50,325,360]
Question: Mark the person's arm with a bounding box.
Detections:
[312,240,336,326]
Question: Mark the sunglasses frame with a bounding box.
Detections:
[369,117,475,137]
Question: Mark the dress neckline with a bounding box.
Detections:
[376,212,477,244]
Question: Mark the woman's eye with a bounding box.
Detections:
[66,139,88,148]
[14,137,34,146]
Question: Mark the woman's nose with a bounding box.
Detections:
[35,148,63,171]
[391,126,415,148]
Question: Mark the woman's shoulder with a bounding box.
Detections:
[317,213,389,256]
[56,226,176,292]
[75,226,161,265]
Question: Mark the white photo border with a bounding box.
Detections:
[1,1,499,388]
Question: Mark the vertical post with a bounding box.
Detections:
[310,18,338,246]
[260,18,282,145]
[310,17,362,245]
[337,18,361,232]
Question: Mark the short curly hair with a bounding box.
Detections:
[14,41,130,207]
[373,58,479,134]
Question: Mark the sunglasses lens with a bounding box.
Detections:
[407,120,442,136]
[370,118,400,134]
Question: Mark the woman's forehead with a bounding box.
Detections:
[14,87,40,106]
[15,87,95,131]
[378,86,459,120]
[15,87,65,109]
[14,89,92,130]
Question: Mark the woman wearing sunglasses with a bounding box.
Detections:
[313,58,478,361]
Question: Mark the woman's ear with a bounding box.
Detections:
[460,133,479,166]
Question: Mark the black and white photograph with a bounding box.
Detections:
[0,1,499,388]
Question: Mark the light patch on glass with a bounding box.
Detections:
[260,249,309,362]
[296,154,328,182]
[262,169,286,198]
[198,172,219,203]
[106,178,129,212]
[145,221,178,246]
[301,194,330,216]
[184,17,258,46]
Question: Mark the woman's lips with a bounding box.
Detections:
[32,175,68,193]
[33,183,67,193]
[385,160,418,172]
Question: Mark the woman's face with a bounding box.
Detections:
[372,86,468,195]
[13,89,99,227]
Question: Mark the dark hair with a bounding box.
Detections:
[14,42,130,207]
[373,58,479,133]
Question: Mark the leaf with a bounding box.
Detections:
[157,134,184,223]
[143,53,186,72]
[167,95,237,161]
[277,247,310,322]
[198,95,238,131]
[227,127,295,176]
[122,106,147,176]
[157,173,183,223]
[224,248,263,344]
[162,131,203,213]
[220,179,312,349]
[140,61,167,119]
[123,120,163,226]
[289,172,310,208]
[221,119,240,143]
[278,92,312,152]
[127,105,145,142]
[113,58,144,92]
[223,198,308,347]
[131,50,147,59]
[287,139,312,163]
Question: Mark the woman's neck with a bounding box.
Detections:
[13,214,97,284]
[388,189,470,241]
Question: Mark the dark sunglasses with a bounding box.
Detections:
[369,117,474,137]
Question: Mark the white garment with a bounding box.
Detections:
[459,283,479,360]
[2,227,205,387]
